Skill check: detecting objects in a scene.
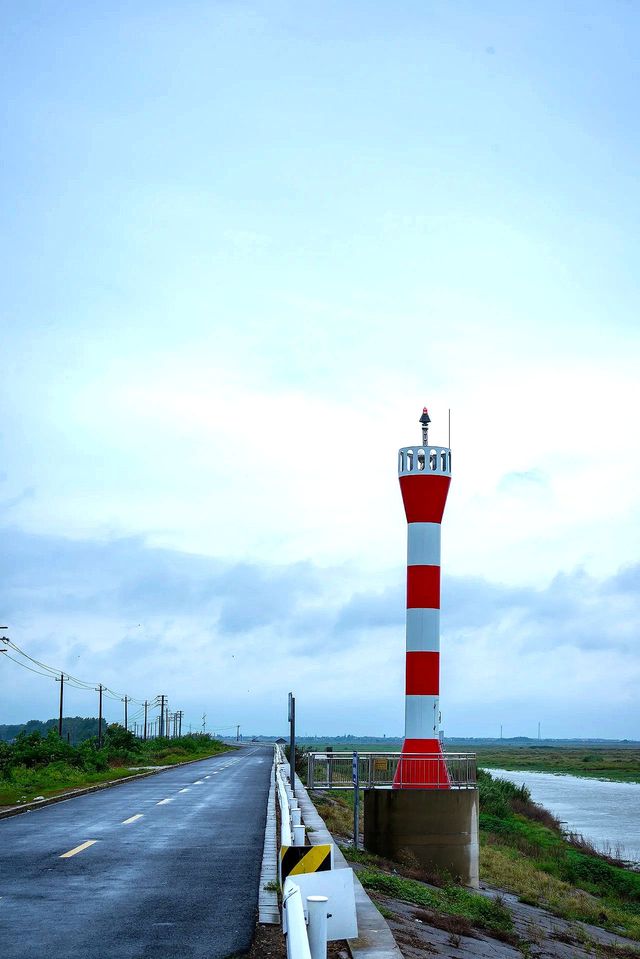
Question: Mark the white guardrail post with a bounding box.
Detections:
[306,896,329,959]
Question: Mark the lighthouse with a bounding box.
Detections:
[364,407,479,886]
[395,407,451,788]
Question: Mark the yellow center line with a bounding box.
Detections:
[60,840,98,859]
[121,814,144,825]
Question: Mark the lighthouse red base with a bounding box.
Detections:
[393,738,451,789]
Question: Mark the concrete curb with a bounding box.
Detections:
[294,774,403,959]
[0,749,235,821]
[258,752,279,923]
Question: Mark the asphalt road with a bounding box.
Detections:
[0,744,273,959]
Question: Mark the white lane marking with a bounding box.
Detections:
[193,780,204,785]
[60,840,97,859]
[157,798,174,805]
[204,775,211,779]
[122,814,144,825]
[179,788,190,793]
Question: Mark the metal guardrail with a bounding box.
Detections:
[275,745,337,959]
[307,751,477,789]
[276,745,305,847]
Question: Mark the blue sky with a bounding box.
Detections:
[1,1,638,737]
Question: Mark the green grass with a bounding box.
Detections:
[357,867,514,934]
[310,770,640,943]
[0,730,232,806]
[477,769,640,940]
[0,762,150,805]
[476,745,640,783]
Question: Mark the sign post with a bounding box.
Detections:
[352,751,359,850]
[288,692,296,795]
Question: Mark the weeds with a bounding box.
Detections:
[358,867,514,934]
[481,844,640,939]
[479,767,640,940]
[341,843,449,887]
[310,789,360,839]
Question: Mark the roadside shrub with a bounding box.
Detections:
[284,744,309,776]
[105,724,141,753]
[11,729,83,770]
[560,851,640,903]
[478,768,531,819]
[0,740,14,776]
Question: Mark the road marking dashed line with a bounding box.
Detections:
[60,840,97,859]
[122,814,144,825]
[157,798,174,805]
[179,788,190,793]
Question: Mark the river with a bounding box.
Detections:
[485,767,640,864]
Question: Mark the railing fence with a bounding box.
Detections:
[307,751,476,789]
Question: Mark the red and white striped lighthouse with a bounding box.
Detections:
[394,408,452,789]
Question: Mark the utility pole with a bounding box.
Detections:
[56,673,65,737]
[236,724,240,742]
[144,700,148,741]
[122,695,129,731]
[96,684,104,748]
[176,710,183,737]
[159,695,166,738]
[202,713,206,733]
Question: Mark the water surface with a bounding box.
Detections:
[485,767,640,864]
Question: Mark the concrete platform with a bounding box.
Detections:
[364,787,479,888]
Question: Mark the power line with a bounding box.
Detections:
[1,637,236,740]
[2,653,60,679]
[1,639,167,730]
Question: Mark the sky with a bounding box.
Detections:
[1,1,638,738]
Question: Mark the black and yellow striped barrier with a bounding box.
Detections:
[279,843,333,884]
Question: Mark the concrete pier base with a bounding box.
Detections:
[364,788,479,888]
